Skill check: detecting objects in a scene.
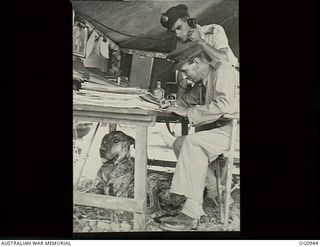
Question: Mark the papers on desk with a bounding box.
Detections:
[73,68,158,110]
[86,73,118,86]
[81,81,147,95]
[139,94,161,106]
[73,68,148,95]
[73,90,162,111]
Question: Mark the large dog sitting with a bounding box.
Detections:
[94,131,185,214]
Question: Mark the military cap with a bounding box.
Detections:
[166,41,203,70]
[160,4,189,31]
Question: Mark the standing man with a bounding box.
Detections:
[160,42,239,231]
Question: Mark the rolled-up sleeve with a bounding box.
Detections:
[186,65,238,126]
[211,25,229,51]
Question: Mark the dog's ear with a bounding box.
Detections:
[127,135,135,147]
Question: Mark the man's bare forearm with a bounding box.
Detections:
[199,40,228,62]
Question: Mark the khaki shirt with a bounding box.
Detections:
[196,24,239,67]
[180,61,239,127]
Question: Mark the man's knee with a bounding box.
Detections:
[173,136,186,158]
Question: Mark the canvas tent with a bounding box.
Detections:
[72,0,239,58]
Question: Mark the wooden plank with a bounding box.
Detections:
[74,192,144,213]
[73,115,153,127]
[221,151,240,164]
[74,109,155,123]
[73,104,156,116]
[148,159,176,168]
[133,125,148,231]
[73,111,156,126]
[120,47,168,59]
[147,165,175,173]
[109,123,117,132]
[223,119,238,228]
[215,163,224,223]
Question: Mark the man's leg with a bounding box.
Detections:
[170,129,231,218]
[172,133,223,203]
[172,135,186,158]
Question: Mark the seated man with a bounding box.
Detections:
[160,42,239,231]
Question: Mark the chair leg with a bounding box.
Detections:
[223,118,237,228]
[223,158,234,228]
[215,162,224,223]
[73,121,80,164]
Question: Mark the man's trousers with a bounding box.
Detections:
[170,124,239,205]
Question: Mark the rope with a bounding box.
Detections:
[78,12,168,42]
[219,14,236,26]
[78,11,237,42]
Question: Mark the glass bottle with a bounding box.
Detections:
[153,81,165,101]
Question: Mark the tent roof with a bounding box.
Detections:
[72,0,238,56]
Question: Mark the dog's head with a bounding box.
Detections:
[99,131,135,164]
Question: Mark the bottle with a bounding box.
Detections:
[153,81,165,101]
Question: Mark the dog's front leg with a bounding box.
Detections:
[146,174,161,214]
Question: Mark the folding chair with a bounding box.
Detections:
[215,113,240,228]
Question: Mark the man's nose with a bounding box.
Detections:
[181,72,187,80]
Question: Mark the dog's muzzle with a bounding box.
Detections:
[99,147,107,159]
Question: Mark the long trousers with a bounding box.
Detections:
[170,124,238,204]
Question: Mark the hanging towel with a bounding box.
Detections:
[95,36,102,56]
[85,30,98,59]
[99,37,110,59]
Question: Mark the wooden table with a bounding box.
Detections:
[156,110,189,136]
[73,104,184,231]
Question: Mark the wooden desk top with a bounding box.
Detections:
[74,104,188,127]
[73,104,158,126]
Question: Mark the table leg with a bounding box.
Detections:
[181,119,189,136]
[109,123,117,132]
[133,125,148,231]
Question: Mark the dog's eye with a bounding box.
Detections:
[113,139,120,143]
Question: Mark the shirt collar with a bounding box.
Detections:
[197,24,215,34]
[202,76,208,88]
[202,61,222,87]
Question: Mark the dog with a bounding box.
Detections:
[94,131,185,215]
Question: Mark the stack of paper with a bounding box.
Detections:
[81,81,147,95]
[73,90,161,111]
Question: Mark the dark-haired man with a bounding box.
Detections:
[161,4,238,101]
[160,4,238,67]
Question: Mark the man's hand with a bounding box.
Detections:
[187,28,202,42]
[167,105,187,117]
